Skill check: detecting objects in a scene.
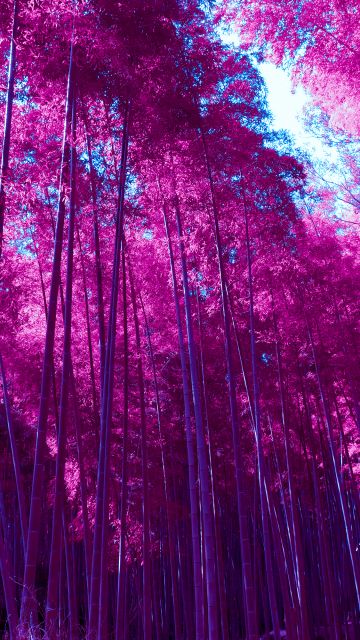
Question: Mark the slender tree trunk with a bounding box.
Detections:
[0,354,28,556]
[63,509,79,640]
[104,102,119,182]
[196,290,230,640]
[88,102,129,640]
[170,166,219,640]
[115,249,130,640]
[0,525,18,640]
[76,223,98,417]
[45,95,77,639]
[0,0,18,261]
[72,371,92,612]
[152,558,162,640]
[242,182,281,640]
[264,485,297,640]
[332,392,360,515]
[128,266,152,640]
[82,107,106,383]
[267,416,299,618]
[300,368,344,638]
[332,300,360,434]
[307,323,360,610]
[35,186,93,620]
[139,290,182,640]
[312,446,341,640]
[227,285,254,426]
[201,133,257,640]
[175,480,194,639]
[161,193,204,640]
[20,42,74,631]
[272,306,310,638]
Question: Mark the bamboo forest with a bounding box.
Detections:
[0,1,359,638]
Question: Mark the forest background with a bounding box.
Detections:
[0,1,359,639]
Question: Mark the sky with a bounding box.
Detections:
[218,24,339,161]
[259,62,341,165]
[259,63,357,221]
[259,63,308,144]
[218,28,306,136]
[217,22,358,223]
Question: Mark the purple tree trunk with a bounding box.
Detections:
[162,194,204,640]
[201,132,257,640]
[171,166,219,640]
[0,0,18,261]
[115,249,130,640]
[0,354,28,555]
[45,95,77,639]
[139,289,182,640]
[20,43,74,631]
[243,181,281,640]
[82,107,106,384]
[88,102,129,640]
[129,265,152,640]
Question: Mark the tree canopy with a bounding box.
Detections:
[0,2,359,639]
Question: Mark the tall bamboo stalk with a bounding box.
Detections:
[307,323,360,609]
[272,303,310,638]
[0,354,28,556]
[0,525,18,639]
[88,102,129,640]
[82,107,106,384]
[0,0,18,261]
[201,132,257,640]
[45,94,77,640]
[161,191,204,640]
[170,163,219,640]
[128,266,152,640]
[76,223,98,418]
[115,249,130,640]
[20,42,74,631]
[139,289,182,640]
[196,290,230,640]
[242,179,281,640]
